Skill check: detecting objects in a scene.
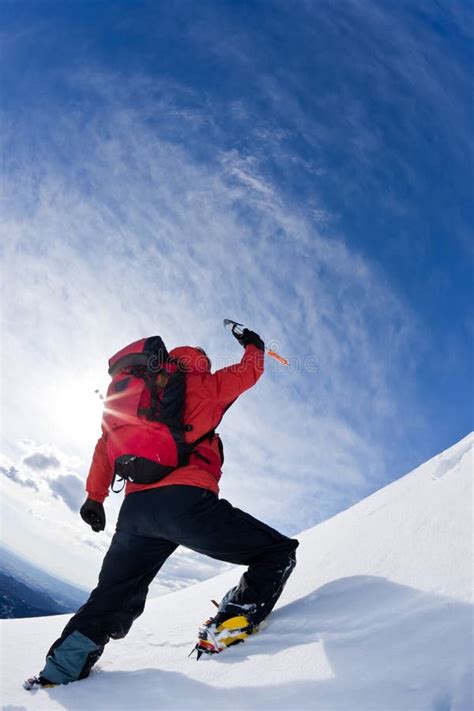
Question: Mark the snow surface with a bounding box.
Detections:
[1,433,472,710]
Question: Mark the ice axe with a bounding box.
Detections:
[223,318,289,366]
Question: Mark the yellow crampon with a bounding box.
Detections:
[192,615,257,659]
[215,615,253,647]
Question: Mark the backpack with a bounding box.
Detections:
[101,336,207,492]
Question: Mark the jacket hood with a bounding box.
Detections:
[169,346,211,373]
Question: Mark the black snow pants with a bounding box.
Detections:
[41,486,299,684]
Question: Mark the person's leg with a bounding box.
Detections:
[137,487,299,626]
[40,530,177,684]
[189,496,298,625]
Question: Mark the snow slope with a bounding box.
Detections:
[1,433,472,710]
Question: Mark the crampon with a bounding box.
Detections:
[190,614,258,660]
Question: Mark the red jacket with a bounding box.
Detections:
[86,344,264,503]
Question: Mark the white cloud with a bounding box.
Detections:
[49,473,84,512]
[0,465,38,492]
[1,69,423,551]
[23,452,61,470]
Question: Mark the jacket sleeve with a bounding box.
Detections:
[208,344,264,406]
[85,434,113,503]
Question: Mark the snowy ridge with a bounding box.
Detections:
[1,434,472,710]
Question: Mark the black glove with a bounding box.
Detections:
[80,498,106,532]
[233,328,265,351]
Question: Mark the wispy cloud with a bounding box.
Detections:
[1,68,424,538]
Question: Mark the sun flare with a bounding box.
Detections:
[53,375,107,449]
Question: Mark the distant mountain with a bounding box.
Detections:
[0,571,69,618]
[0,546,88,619]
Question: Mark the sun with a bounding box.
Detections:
[53,373,107,449]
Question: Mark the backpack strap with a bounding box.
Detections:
[191,429,216,449]
[137,370,170,420]
[111,473,127,494]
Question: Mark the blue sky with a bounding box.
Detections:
[1,0,472,576]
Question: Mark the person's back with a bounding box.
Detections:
[28,329,299,687]
[85,339,264,503]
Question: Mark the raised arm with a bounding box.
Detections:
[209,343,265,405]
